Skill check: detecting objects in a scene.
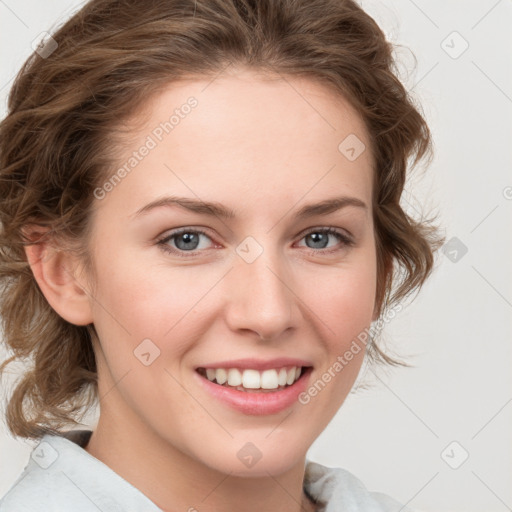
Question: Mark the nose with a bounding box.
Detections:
[224,244,299,341]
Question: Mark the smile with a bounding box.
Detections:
[194,364,313,415]
[196,366,303,393]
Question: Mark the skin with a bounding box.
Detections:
[25,66,378,512]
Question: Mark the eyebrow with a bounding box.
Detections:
[132,195,368,220]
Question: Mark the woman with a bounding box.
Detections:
[0,0,443,510]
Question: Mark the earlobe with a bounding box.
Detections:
[23,227,94,326]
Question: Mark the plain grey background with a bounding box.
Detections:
[0,1,511,511]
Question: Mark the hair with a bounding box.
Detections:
[0,0,444,440]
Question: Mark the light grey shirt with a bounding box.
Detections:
[0,430,411,511]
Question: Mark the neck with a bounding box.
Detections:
[85,398,316,512]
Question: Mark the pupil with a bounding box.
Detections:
[308,232,327,249]
[176,232,199,250]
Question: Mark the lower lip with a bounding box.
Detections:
[194,368,312,415]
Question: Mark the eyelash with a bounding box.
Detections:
[156,227,355,258]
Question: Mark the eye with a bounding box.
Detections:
[156,228,215,257]
[297,227,354,254]
[156,226,354,258]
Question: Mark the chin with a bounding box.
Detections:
[196,434,308,478]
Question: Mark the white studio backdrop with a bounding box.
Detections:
[0,1,511,511]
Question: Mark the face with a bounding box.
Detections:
[83,67,377,477]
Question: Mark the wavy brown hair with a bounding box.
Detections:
[0,0,444,440]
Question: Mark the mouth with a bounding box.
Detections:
[195,365,313,393]
[194,362,314,415]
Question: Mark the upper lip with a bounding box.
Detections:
[195,357,313,371]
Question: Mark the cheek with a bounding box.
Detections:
[308,254,377,345]
[89,245,210,357]
[292,258,376,433]
[90,237,376,358]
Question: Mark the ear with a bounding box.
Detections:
[23,226,94,326]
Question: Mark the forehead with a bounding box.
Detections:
[139,67,370,143]
[95,67,373,221]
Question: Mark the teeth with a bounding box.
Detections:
[201,366,304,390]
[216,368,227,385]
[227,368,242,386]
[261,369,278,389]
[242,369,260,389]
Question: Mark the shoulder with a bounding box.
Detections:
[0,464,74,512]
[304,460,414,512]
[0,430,161,512]
[0,432,94,511]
